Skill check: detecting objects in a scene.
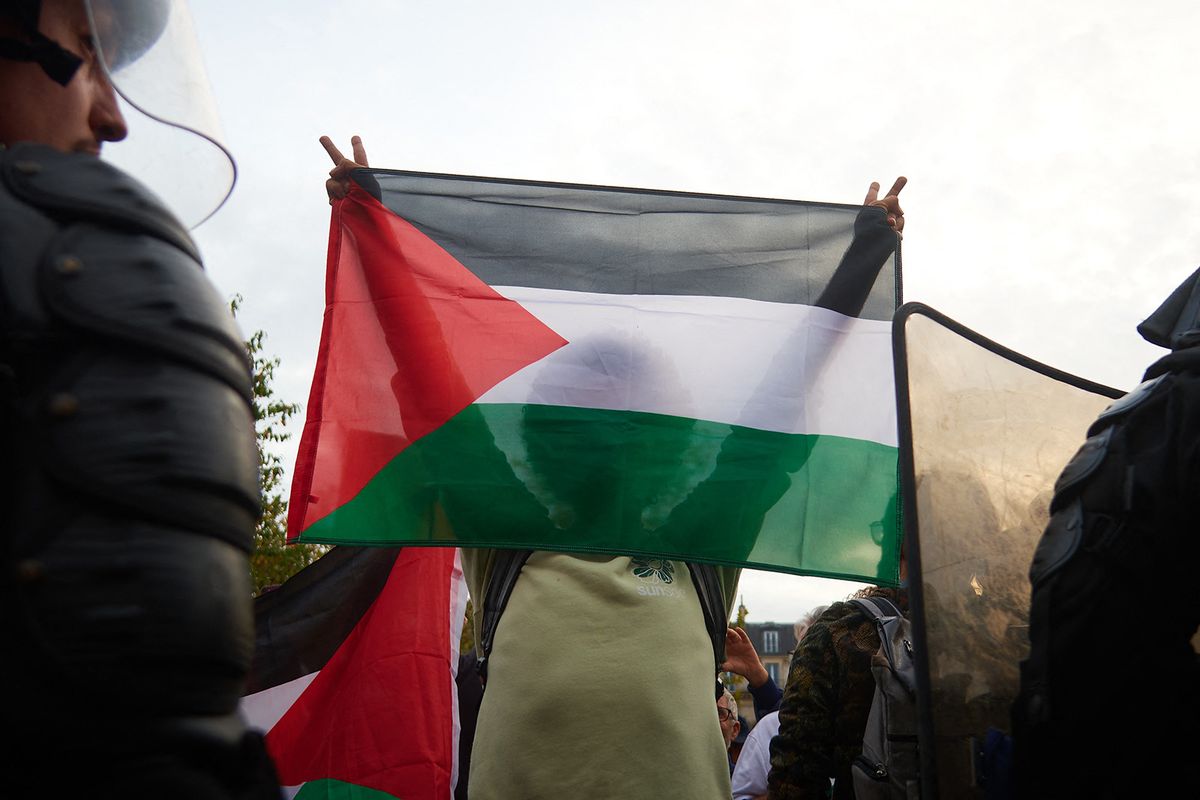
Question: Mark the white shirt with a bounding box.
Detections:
[731,710,781,800]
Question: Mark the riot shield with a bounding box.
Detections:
[893,304,1123,799]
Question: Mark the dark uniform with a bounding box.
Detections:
[768,588,907,799]
[1,143,278,798]
[1014,268,1200,799]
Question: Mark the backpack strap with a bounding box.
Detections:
[478,548,534,685]
[686,562,728,669]
[851,596,901,622]
[851,596,903,669]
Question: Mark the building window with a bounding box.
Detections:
[766,662,779,684]
[763,629,779,654]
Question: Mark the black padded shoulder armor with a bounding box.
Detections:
[1092,373,1166,426]
[0,144,260,550]
[2,141,198,261]
[1031,375,1169,586]
[1,146,263,754]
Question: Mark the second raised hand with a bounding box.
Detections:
[864,176,906,234]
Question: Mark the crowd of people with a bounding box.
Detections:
[4,1,1198,799]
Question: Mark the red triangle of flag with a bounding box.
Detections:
[264,548,459,799]
[288,186,567,538]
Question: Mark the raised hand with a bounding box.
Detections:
[721,626,769,688]
[321,135,369,203]
[863,176,906,235]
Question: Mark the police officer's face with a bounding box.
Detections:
[0,0,127,153]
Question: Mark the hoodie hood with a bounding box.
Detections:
[1137,267,1200,350]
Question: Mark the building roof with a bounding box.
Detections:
[741,621,798,657]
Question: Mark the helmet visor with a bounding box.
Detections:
[86,0,235,228]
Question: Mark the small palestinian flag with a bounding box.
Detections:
[240,546,468,799]
[288,171,901,582]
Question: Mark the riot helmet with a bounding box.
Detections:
[0,0,236,227]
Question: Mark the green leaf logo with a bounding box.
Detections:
[631,557,674,584]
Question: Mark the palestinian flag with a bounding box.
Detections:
[288,171,902,582]
[240,546,468,799]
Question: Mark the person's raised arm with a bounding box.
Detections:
[812,175,906,317]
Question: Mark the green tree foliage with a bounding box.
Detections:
[723,595,752,694]
[232,297,325,594]
[733,594,749,628]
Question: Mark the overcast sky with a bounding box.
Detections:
[134,0,1200,624]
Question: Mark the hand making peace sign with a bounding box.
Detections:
[863,176,906,236]
[321,134,369,203]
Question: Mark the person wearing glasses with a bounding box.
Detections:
[718,685,743,775]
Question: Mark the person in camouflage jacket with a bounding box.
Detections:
[767,587,908,799]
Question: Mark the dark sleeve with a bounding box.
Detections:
[813,206,897,317]
[351,169,383,201]
[750,674,783,719]
[768,617,841,799]
[455,652,484,800]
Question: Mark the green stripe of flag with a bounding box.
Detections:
[298,403,899,581]
[295,778,400,799]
